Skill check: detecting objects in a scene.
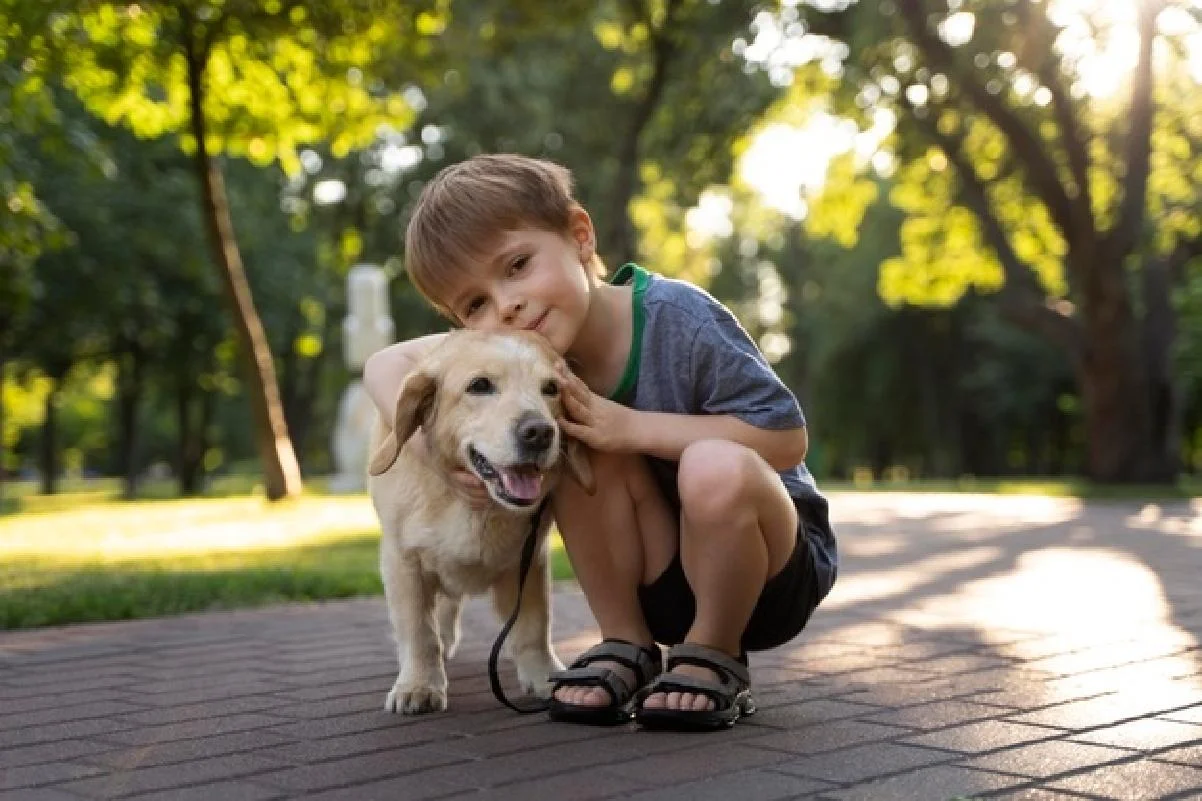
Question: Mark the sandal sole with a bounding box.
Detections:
[635,692,756,732]
[548,703,635,726]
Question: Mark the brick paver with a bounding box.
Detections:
[2,492,1201,800]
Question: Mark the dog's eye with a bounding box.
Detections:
[466,376,496,395]
[541,380,559,397]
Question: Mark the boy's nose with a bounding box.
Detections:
[501,297,525,324]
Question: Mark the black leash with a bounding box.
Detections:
[488,499,553,714]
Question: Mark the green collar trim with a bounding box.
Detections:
[607,263,649,403]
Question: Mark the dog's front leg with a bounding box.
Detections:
[382,546,447,714]
[436,593,463,660]
[491,545,563,699]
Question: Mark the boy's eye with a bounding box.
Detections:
[508,255,529,275]
[466,376,496,395]
[541,380,559,397]
[463,297,485,317]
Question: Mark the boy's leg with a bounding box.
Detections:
[641,439,798,713]
[550,449,678,708]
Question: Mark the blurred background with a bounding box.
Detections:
[2,0,1201,505]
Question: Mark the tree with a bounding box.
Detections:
[52,1,433,498]
[0,0,73,499]
[794,0,1202,482]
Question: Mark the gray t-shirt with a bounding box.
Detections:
[608,264,837,593]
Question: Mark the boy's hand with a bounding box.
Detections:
[555,362,634,453]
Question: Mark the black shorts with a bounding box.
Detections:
[636,496,830,653]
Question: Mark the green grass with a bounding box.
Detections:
[0,474,269,515]
[0,488,574,630]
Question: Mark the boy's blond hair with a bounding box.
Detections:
[404,154,604,320]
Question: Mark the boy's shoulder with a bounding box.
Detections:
[641,270,733,331]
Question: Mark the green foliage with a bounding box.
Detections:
[0,3,64,281]
[59,1,430,174]
[4,0,1199,495]
[1177,257,1202,396]
[796,0,1199,308]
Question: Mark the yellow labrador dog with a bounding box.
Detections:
[367,330,592,714]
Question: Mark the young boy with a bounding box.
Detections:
[364,154,837,731]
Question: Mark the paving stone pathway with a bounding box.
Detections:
[2,492,1201,800]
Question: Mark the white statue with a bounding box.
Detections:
[329,264,395,492]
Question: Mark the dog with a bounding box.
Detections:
[366,330,593,714]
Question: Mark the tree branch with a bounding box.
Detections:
[1107,0,1163,258]
[910,102,1085,365]
[895,0,1081,244]
[1014,0,1095,236]
[1043,73,1093,221]
[603,0,682,265]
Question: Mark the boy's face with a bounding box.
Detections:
[440,209,595,356]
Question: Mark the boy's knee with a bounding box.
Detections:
[677,440,759,523]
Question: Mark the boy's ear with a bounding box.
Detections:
[368,370,437,476]
[568,206,595,262]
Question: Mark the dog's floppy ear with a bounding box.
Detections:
[368,370,437,476]
[562,438,595,495]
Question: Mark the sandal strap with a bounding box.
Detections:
[567,639,662,685]
[639,672,742,710]
[664,643,749,687]
[548,665,633,704]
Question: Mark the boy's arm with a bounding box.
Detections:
[363,333,447,422]
[626,410,807,471]
[556,364,807,471]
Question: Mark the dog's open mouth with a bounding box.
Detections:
[468,446,544,508]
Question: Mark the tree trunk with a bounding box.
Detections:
[176,374,212,496]
[184,34,302,500]
[283,307,338,471]
[39,381,59,496]
[1141,256,1183,480]
[0,358,6,506]
[1077,254,1158,483]
[116,351,144,500]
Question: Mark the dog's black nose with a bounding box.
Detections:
[516,413,554,454]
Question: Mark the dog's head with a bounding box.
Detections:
[368,330,594,511]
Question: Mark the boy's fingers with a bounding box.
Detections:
[563,391,591,421]
[558,417,589,441]
[557,364,588,395]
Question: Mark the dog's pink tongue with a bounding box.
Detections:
[500,468,542,501]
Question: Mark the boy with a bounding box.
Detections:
[364,154,837,731]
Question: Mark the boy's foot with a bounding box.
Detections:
[558,659,734,713]
[634,643,753,730]
[547,639,661,725]
[554,665,714,709]
[553,662,718,712]
[637,661,720,712]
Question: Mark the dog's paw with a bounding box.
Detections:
[385,683,448,715]
[516,653,564,699]
[524,676,556,700]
